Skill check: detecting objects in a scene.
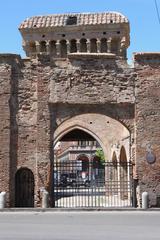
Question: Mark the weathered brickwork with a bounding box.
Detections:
[134,53,160,206]
[49,58,135,104]
[0,56,12,205]
[0,12,160,207]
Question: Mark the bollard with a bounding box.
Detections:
[42,190,49,208]
[142,192,149,209]
[0,192,6,209]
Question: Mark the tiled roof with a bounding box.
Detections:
[19,12,128,30]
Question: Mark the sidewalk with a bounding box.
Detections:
[0,207,160,212]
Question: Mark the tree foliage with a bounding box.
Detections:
[95,148,105,165]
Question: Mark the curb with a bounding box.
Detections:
[0,207,160,212]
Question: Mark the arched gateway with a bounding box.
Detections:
[0,10,160,209]
[53,113,133,208]
[4,11,157,209]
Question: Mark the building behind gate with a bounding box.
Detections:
[0,12,160,208]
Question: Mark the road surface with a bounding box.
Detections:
[0,211,160,239]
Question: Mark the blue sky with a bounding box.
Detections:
[0,0,160,61]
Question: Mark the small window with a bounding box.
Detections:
[66,16,77,25]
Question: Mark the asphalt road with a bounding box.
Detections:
[0,211,160,240]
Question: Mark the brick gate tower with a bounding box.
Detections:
[0,12,160,208]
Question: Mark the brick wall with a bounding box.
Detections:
[49,57,135,104]
[135,53,160,206]
[0,52,160,207]
[0,56,12,205]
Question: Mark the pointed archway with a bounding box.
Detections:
[112,151,118,194]
[120,146,128,200]
[52,113,132,208]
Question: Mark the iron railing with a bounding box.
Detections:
[53,160,133,208]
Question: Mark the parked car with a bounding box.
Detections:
[57,172,90,187]
[67,173,90,187]
[59,173,69,187]
[74,176,90,187]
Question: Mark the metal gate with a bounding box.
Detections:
[53,160,133,208]
[15,168,34,207]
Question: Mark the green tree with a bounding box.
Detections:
[95,148,105,166]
